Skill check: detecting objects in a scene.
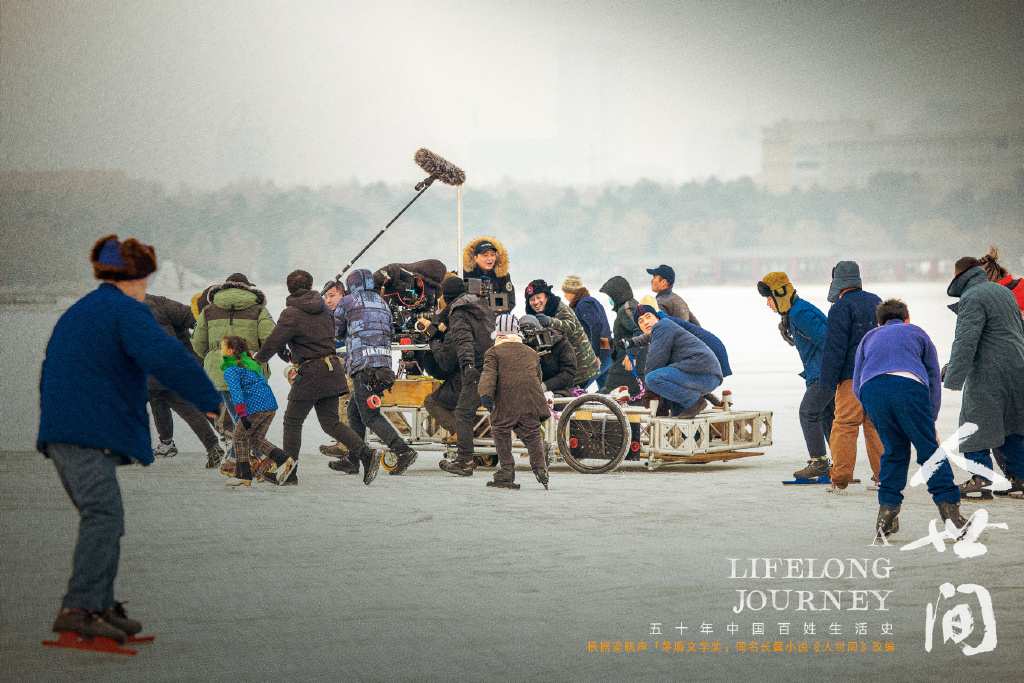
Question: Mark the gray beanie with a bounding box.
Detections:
[827,261,862,303]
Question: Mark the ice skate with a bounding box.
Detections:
[152,439,177,458]
[792,457,830,480]
[263,457,296,485]
[100,602,143,637]
[533,466,549,489]
[486,464,520,490]
[993,475,1024,498]
[226,461,253,486]
[959,474,994,500]
[937,501,968,538]
[439,457,476,477]
[205,444,225,469]
[875,504,900,538]
[44,608,133,653]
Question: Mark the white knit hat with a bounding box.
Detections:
[491,313,520,339]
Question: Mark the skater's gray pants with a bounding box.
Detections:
[799,380,835,460]
[48,443,124,612]
[491,414,546,469]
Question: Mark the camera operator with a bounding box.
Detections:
[524,279,599,390]
[424,277,496,476]
[463,237,515,310]
[519,314,578,398]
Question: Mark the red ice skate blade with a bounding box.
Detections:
[42,630,138,655]
[127,634,155,643]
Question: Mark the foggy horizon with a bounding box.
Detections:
[3,1,1022,189]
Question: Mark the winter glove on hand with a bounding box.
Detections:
[462,366,480,385]
[480,396,495,411]
[940,363,948,382]
[534,313,549,327]
[240,416,252,431]
[614,338,629,352]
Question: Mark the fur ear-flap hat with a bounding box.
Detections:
[91,234,157,281]
[757,272,796,314]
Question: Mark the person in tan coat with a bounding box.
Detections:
[478,313,551,489]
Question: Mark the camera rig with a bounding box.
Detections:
[465,277,511,313]
[521,324,555,357]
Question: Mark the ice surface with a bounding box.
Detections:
[2,282,1021,681]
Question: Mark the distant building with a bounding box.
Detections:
[762,106,1024,194]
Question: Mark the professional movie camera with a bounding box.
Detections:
[374,259,448,345]
[520,320,555,357]
[465,277,511,313]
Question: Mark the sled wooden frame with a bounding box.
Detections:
[367,392,771,473]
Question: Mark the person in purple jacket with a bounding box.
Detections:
[853,299,966,539]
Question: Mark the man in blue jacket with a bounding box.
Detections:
[819,261,883,490]
[636,304,723,417]
[331,269,418,476]
[38,235,222,645]
[759,272,835,480]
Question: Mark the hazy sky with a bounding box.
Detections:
[2,0,1021,187]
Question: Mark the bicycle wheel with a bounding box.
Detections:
[556,393,630,473]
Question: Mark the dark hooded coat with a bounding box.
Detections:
[598,276,647,394]
[254,289,347,401]
[944,266,1024,451]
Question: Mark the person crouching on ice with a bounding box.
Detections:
[220,335,291,485]
[636,303,722,418]
[478,313,552,489]
[852,299,966,539]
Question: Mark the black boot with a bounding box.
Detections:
[875,504,900,539]
[389,443,418,476]
[440,457,476,477]
[358,447,382,485]
[328,456,361,474]
[486,464,520,489]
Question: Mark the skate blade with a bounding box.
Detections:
[126,634,154,643]
[486,481,521,489]
[783,476,832,485]
[43,631,138,655]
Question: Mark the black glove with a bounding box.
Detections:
[480,396,495,411]
[534,313,549,326]
[462,366,480,385]
[614,338,629,352]
[941,363,948,382]
[240,416,252,430]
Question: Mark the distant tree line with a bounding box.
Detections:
[2,171,1021,289]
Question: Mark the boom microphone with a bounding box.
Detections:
[414,148,466,187]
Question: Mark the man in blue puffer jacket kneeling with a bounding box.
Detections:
[636,303,723,418]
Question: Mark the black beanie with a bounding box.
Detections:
[441,276,467,301]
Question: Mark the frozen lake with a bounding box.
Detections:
[2,281,1020,681]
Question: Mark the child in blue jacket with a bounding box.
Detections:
[221,335,291,485]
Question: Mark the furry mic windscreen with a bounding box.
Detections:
[414,148,466,186]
